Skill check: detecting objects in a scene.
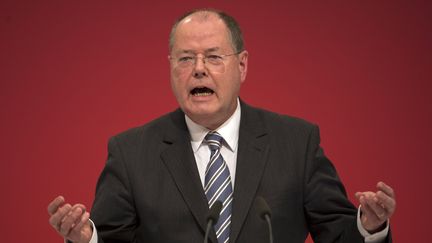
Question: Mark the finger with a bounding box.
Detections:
[70,211,90,235]
[75,211,90,229]
[47,196,65,215]
[359,195,380,221]
[376,191,396,213]
[364,195,387,220]
[59,206,85,236]
[69,204,87,229]
[66,212,91,242]
[71,204,87,214]
[355,191,373,201]
[356,191,376,201]
[377,181,395,198]
[49,203,72,230]
[358,194,366,209]
[359,196,375,217]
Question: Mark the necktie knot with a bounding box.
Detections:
[205,131,223,152]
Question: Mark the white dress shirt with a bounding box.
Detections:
[185,99,241,187]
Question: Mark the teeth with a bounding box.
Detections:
[193,92,213,96]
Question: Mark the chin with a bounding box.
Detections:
[185,101,216,113]
[187,108,216,118]
[184,105,219,120]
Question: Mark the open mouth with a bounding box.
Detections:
[190,87,214,96]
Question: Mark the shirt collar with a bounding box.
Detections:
[185,99,241,153]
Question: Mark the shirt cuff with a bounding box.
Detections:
[64,219,98,243]
[88,219,98,243]
[357,206,389,243]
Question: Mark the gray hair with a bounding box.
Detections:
[169,8,244,53]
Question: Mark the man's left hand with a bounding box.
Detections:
[355,181,396,233]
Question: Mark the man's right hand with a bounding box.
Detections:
[48,196,92,243]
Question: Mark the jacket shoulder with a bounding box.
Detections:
[109,109,181,145]
[251,105,317,133]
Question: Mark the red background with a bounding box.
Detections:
[1,1,431,242]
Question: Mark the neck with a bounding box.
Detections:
[187,101,239,130]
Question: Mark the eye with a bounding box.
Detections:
[206,55,223,64]
[178,56,194,63]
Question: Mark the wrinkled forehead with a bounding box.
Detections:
[172,12,233,53]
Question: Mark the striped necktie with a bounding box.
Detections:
[204,131,233,243]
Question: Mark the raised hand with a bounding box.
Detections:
[48,196,93,243]
[355,181,396,233]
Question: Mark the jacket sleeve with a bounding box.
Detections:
[303,125,365,243]
[91,136,138,243]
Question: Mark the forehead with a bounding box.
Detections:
[172,13,233,52]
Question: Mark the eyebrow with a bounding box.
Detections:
[204,47,220,53]
[179,47,221,54]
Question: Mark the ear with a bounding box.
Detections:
[238,50,248,83]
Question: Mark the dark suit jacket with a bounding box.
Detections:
[91,102,391,243]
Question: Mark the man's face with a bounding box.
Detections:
[169,13,248,129]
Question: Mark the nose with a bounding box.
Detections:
[193,56,208,78]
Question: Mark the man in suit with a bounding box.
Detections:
[48,9,396,243]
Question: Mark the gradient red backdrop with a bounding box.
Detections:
[1,1,431,242]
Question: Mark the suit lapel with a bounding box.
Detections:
[159,109,218,243]
[230,102,270,243]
